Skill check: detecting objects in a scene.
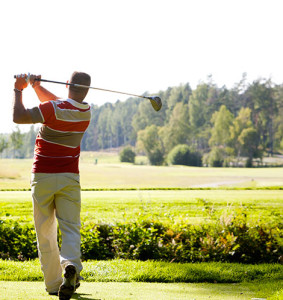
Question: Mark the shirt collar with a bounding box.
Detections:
[67,98,89,109]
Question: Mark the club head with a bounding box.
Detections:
[148,96,162,111]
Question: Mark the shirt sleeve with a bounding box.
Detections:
[38,101,55,124]
[27,107,44,123]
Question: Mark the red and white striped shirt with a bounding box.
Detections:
[28,98,91,173]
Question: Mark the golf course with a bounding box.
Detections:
[0,153,282,299]
[3,0,283,298]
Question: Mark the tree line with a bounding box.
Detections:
[1,74,283,166]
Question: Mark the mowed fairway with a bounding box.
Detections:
[0,281,272,300]
[0,157,283,189]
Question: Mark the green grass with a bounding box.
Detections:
[0,260,282,299]
[1,156,282,299]
[1,189,282,225]
[1,156,283,189]
[2,281,281,300]
[2,259,282,283]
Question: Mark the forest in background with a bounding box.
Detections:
[1,74,283,167]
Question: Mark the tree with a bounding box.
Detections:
[230,107,253,159]
[49,78,283,159]
[273,84,283,152]
[245,79,277,155]
[166,84,192,121]
[189,83,209,129]
[113,98,139,146]
[132,96,166,135]
[208,147,225,167]
[22,125,37,158]
[0,135,8,157]
[188,81,225,151]
[136,125,165,165]
[160,103,191,153]
[97,104,114,149]
[238,127,261,167]
[209,105,234,148]
[207,105,234,166]
[9,126,23,158]
[82,104,101,151]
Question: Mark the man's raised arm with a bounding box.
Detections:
[30,75,60,102]
[13,74,33,124]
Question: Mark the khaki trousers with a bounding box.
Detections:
[31,173,82,293]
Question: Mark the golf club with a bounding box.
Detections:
[14,74,162,111]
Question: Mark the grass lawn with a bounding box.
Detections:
[1,189,282,224]
[0,157,283,190]
[1,281,281,300]
[0,260,282,299]
[1,155,282,299]
[2,260,282,283]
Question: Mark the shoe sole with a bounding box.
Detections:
[59,265,77,300]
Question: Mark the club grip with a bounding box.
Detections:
[14,75,32,78]
[14,73,31,82]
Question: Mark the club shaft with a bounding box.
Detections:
[14,75,161,111]
[37,78,148,100]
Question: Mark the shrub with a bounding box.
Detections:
[119,146,136,163]
[84,214,281,263]
[1,213,281,263]
[148,148,165,166]
[168,144,202,166]
[81,223,115,260]
[0,220,37,260]
[208,147,225,167]
[136,125,165,166]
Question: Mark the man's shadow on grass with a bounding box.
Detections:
[72,292,100,300]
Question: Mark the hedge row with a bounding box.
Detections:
[1,186,283,191]
[0,212,282,263]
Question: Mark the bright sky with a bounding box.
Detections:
[1,0,282,133]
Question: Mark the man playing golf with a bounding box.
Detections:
[13,72,91,299]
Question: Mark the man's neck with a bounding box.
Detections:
[68,92,85,103]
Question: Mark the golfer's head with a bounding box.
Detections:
[69,71,91,101]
